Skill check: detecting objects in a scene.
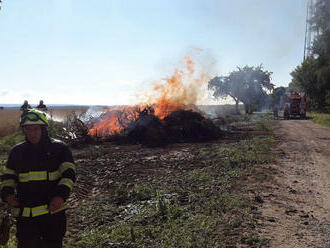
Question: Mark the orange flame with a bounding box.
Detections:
[88,106,140,136]
[88,114,121,137]
[88,55,207,137]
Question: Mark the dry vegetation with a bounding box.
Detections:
[64,130,274,248]
[61,115,275,247]
[0,110,20,137]
[0,108,87,137]
[0,107,276,247]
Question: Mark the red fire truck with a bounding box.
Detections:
[281,92,307,119]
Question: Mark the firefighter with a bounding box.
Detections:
[0,109,76,248]
[36,100,47,112]
[20,100,31,114]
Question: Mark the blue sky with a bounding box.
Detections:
[0,0,308,105]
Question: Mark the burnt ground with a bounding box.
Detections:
[255,119,330,247]
[63,117,330,247]
[6,115,330,247]
[63,121,273,247]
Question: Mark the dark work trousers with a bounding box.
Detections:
[16,211,66,248]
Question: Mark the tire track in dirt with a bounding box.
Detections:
[258,119,330,248]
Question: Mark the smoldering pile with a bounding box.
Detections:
[108,106,223,147]
[64,54,224,147]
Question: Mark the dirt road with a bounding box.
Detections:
[258,119,330,247]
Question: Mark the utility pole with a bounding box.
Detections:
[304,0,315,60]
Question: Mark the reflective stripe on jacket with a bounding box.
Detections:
[0,138,76,217]
[12,203,68,217]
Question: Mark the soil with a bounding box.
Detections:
[64,128,252,245]
[257,119,330,247]
[61,117,330,247]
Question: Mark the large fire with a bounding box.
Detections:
[88,55,208,137]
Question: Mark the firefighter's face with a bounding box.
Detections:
[24,125,42,144]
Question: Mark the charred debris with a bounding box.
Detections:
[58,106,224,148]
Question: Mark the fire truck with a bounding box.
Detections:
[281,92,307,119]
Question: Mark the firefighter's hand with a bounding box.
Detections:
[5,195,19,207]
[49,196,64,212]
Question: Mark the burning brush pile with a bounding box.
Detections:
[89,105,221,147]
[73,55,222,147]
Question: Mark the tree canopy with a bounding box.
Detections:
[289,0,330,112]
[272,86,287,107]
[208,65,274,114]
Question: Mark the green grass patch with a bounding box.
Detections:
[112,183,157,205]
[230,112,275,127]
[74,194,224,248]
[308,112,330,127]
[255,122,273,131]
[200,136,275,167]
[70,135,274,248]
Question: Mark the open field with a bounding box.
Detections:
[0,105,240,138]
[64,128,275,248]
[5,110,330,247]
[0,111,276,247]
[0,108,87,137]
[0,109,21,137]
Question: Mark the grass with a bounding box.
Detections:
[69,134,275,248]
[255,122,273,131]
[0,110,276,247]
[200,136,275,167]
[228,111,275,127]
[308,112,330,128]
[73,195,224,248]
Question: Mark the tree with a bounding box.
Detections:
[290,57,320,108]
[272,86,287,107]
[312,0,330,57]
[208,65,274,114]
[291,0,330,112]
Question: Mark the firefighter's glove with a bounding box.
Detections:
[49,196,64,212]
[5,195,19,207]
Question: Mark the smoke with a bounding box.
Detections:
[84,50,218,136]
[0,90,9,97]
[144,51,214,108]
[78,106,106,123]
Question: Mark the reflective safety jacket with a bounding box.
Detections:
[0,138,76,218]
